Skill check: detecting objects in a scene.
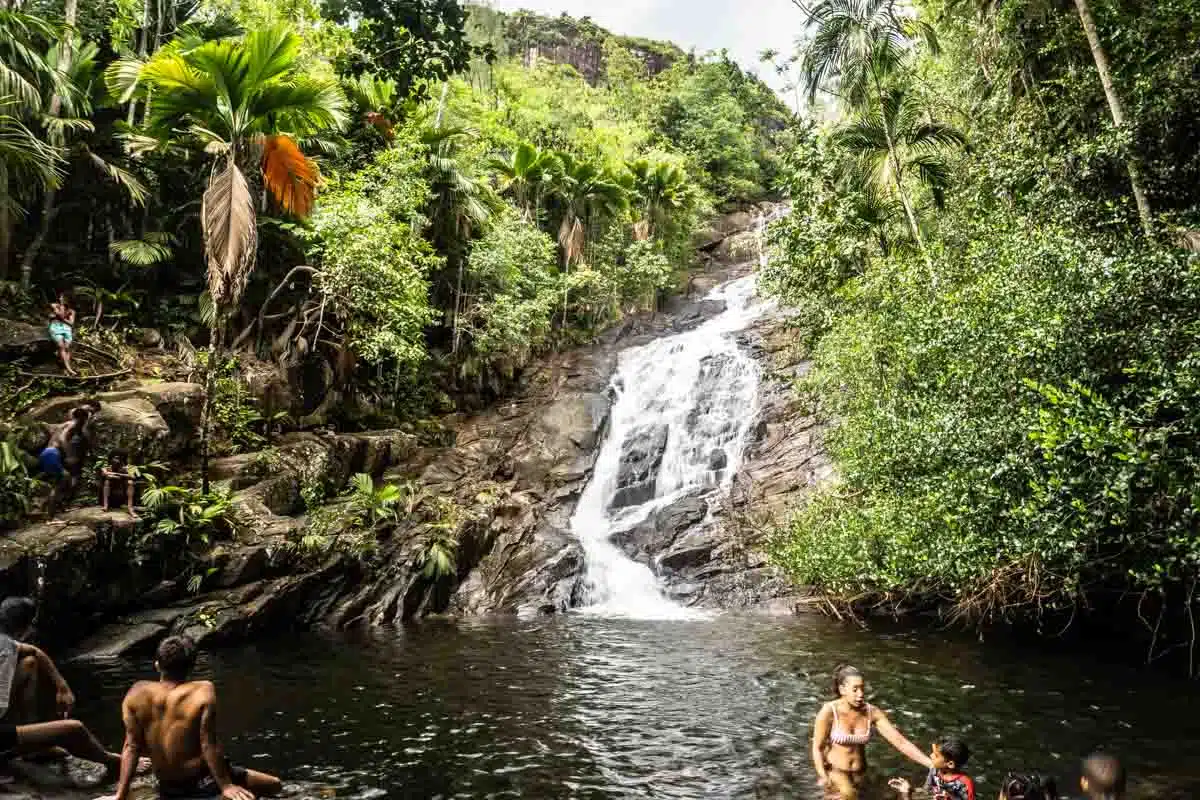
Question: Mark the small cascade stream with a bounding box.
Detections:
[571,213,779,618]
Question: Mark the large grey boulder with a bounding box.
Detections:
[609,424,668,510]
[0,318,53,360]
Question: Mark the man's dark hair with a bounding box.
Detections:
[1082,752,1126,798]
[938,737,970,768]
[156,635,197,680]
[0,597,36,637]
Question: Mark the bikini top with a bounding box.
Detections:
[829,703,872,746]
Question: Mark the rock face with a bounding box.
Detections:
[0,318,54,360]
[27,382,205,461]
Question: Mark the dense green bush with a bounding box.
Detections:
[767,0,1200,652]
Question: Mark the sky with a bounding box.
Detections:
[484,0,806,107]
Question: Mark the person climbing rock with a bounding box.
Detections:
[40,404,96,519]
[47,292,77,376]
[0,597,141,781]
[106,635,282,800]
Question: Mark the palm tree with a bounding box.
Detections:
[798,0,939,250]
[421,125,501,354]
[0,97,62,277]
[0,10,59,278]
[489,141,561,220]
[125,24,345,491]
[949,0,1153,236]
[832,86,966,246]
[552,152,628,266]
[625,158,689,240]
[19,41,149,288]
[127,24,346,329]
[549,152,629,324]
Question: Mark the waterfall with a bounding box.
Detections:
[570,218,779,618]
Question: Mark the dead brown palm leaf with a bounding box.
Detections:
[202,160,258,307]
[559,217,586,267]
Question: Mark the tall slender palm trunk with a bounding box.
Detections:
[18,0,78,289]
[873,74,925,254]
[1072,0,1153,238]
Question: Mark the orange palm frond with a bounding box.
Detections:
[261,134,318,218]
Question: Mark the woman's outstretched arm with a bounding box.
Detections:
[873,708,932,769]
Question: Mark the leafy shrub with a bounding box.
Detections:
[770,200,1200,626]
[0,442,38,528]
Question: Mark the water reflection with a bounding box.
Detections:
[64,615,1200,799]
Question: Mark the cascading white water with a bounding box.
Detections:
[570,213,780,618]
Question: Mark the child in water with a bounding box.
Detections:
[888,737,975,800]
[998,773,1058,800]
[1080,752,1125,800]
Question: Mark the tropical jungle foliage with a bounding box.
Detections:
[765,0,1200,667]
[0,0,785,427]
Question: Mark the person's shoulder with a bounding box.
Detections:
[124,680,157,702]
[187,679,217,698]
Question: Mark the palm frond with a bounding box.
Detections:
[202,159,257,307]
[261,133,318,217]
[109,235,173,266]
[86,149,149,206]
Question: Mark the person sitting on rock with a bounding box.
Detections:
[99,452,138,519]
[107,635,282,800]
[0,597,140,781]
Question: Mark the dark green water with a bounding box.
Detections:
[62,615,1200,799]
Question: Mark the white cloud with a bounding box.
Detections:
[481,0,805,107]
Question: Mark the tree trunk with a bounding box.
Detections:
[1072,0,1154,237]
[871,73,928,259]
[0,199,11,280]
[127,0,153,125]
[19,0,78,289]
[451,256,464,354]
[19,192,58,289]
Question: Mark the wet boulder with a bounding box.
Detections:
[0,318,53,360]
[611,491,708,563]
[609,424,668,510]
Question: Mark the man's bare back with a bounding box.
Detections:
[122,679,214,784]
[111,636,280,800]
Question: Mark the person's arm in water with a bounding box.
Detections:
[15,642,74,716]
[872,707,933,768]
[811,702,832,788]
[199,686,254,800]
[113,688,144,800]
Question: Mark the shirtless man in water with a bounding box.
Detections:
[107,636,281,800]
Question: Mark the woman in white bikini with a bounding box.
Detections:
[811,665,932,799]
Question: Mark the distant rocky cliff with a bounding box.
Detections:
[499,10,684,85]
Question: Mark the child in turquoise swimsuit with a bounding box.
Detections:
[48,292,76,375]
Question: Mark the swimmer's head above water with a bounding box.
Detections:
[832,664,866,708]
[1000,773,1058,800]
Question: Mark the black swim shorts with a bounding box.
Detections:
[157,763,249,799]
[0,723,17,753]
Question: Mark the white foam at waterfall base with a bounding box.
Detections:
[571,274,772,620]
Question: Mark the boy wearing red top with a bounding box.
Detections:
[889,738,975,800]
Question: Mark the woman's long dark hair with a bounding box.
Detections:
[831,665,863,699]
[1001,773,1058,800]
